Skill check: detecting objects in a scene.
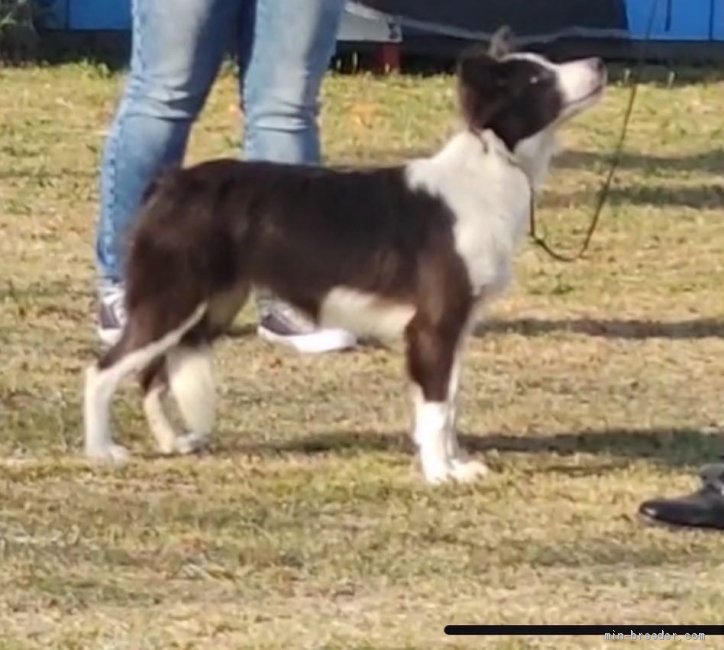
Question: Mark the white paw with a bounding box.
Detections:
[85,443,130,465]
[157,441,176,456]
[421,455,454,485]
[423,468,452,485]
[421,457,489,485]
[174,432,210,455]
[450,458,489,483]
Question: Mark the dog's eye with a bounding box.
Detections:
[530,75,540,85]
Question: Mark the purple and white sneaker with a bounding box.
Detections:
[257,302,357,354]
[97,285,126,347]
[98,286,355,354]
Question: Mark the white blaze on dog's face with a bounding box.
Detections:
[510,53,608,121]
[457,31,607,183]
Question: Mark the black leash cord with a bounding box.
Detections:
[529,0,661,262]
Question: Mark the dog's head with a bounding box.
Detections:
[457,27,607,157]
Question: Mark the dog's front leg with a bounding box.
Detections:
[406,319,460,484]
[444,355,488,483]
[406,316,487,485]
[410,384,453,484]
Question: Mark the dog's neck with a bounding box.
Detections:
[433,126,557,192]
[480,128,558,190]
[511,129,559,190]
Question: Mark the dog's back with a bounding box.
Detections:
[126,158,463,325]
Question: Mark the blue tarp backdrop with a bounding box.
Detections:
[37,0,130,30]
[627,0,723,40]
[35,0,724,42]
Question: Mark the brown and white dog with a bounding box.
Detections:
[83,30,606,484]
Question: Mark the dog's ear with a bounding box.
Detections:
[456,49,512,131]
[457,49,502,89]
[488,25,515,59]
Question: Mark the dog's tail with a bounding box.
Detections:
[126,170,219,436]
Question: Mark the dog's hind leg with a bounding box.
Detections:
[83,303,207,463]
[160,286,249,454]
[167,343,216,455]
[84,359,133,464]
[139,345,216,456]
[139,358,179,455]
[139,286,247,456]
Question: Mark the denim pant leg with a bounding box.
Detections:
[242,0,345,313]
[96,0,240,287]
[242,0,344,164]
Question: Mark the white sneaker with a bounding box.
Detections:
[97,284,126,347]
[257,302,357,354]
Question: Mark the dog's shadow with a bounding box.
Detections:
[227,317,724,342]
[474,317,724,340]
[216,427,723,471]
[216,316,724,471]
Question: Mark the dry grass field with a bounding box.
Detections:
[1,59,724,649]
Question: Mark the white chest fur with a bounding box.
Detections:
[405,131,532,298]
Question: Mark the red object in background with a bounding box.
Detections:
[372,43,401,73]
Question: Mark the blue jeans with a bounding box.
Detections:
[95,0,345,287]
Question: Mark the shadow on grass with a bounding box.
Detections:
[541,183,724,210]
[475,318,724,340]
[219,427,724,469]
[229,319,724,342]
[555,149,724,174]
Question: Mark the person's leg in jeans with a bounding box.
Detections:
[240,0,357,353]
[96,0,240,344]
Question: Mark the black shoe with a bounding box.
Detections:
[639,463,724,529]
